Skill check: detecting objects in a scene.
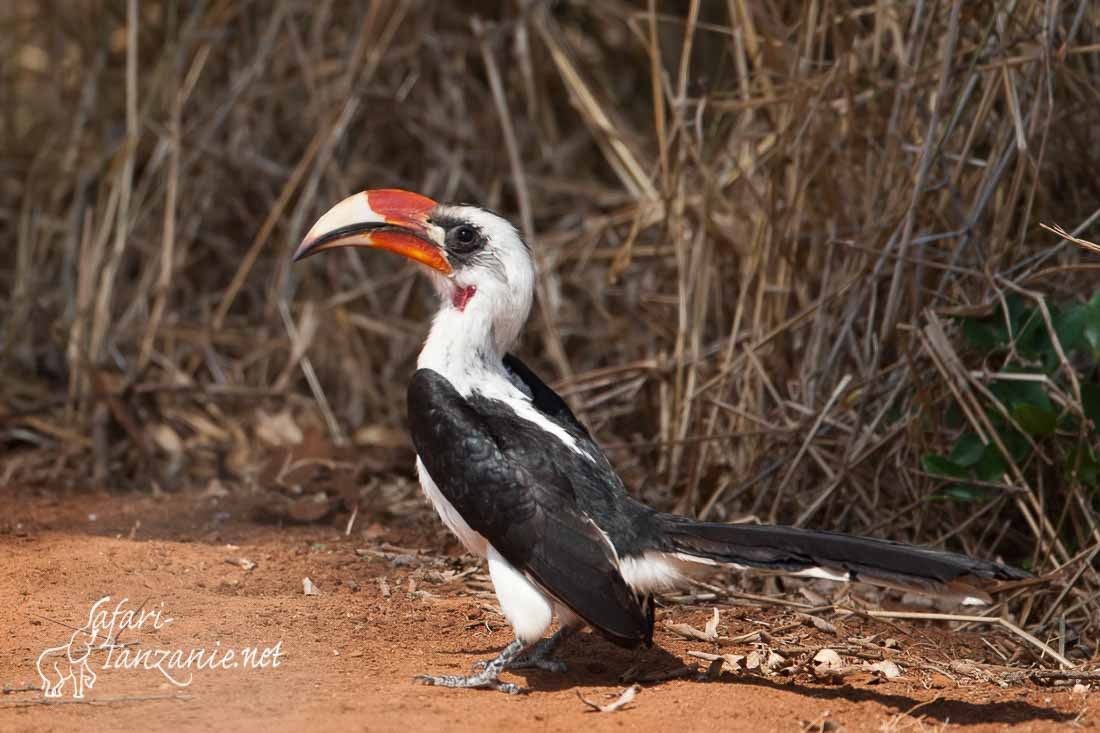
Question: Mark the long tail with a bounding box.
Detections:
[653,514,1028,604]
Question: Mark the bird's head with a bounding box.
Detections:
[294,189,535,352]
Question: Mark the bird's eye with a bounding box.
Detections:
[449,224,482,254]
[455,226,476,245]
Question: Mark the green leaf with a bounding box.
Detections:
[1022,381,1054,412]
[990,377,1052,409]
[1084,303,1100,357]
[1054,303,1089,353]
[950,433,985,467]
[961,318,1001,353]
[1000,427,1032,462]
[1082,458,1100,489]
[1082,383,1100,430]
[988,380,1021,409]
[988,378,1054,421]
[1014,309,1045,356]
[1005,294,1029,332]
[975,444,1007,482]
[922,454,968,479]
[944,401,964,430]
[941,484,988,503]
[1065,447,1100,489]
[1086,323,1100,358]
[1011,403,1057,435]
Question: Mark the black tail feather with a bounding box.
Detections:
[655,515,1027,599]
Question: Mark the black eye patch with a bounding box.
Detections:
[445,223,485,256]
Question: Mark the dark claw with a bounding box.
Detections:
[494,681,524,695]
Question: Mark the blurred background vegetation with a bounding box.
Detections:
[3,1,1100,651]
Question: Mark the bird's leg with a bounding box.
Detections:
[505,625,574,673]
[415,638,526,694]
[474,625,574,673]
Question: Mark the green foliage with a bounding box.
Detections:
[925,293,1100,502]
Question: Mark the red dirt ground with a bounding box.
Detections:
[0,487,1090,732]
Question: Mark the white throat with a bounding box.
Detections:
[414,279,588,459]
[416,279,532,396]
[413,202,537,396]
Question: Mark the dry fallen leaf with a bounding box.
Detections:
[863,660,901,680]
[688,650,745,674]
[577,684,640,713]
[747,649,787,675]
[948,659,981,677]
[150,423,183,455]
[303,577,320,595]
[765,651,786,673]
[664,611,720,643]
[813,649,845,676]
[257,409,304,447]
[353,424,410,448]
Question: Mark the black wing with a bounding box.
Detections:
[407,368,650,647]
[502,354,662,559]
[502,354,591,439]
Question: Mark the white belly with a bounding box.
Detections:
[416,457,558,643]
[487,546,554,644]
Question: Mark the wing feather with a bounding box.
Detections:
[407,368,650,647]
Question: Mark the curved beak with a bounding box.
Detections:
[292,189,452,275]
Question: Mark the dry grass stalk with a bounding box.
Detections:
[2,1,1099,650]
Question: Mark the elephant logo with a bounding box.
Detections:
[36,599,109,699]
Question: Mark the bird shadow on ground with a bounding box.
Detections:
[511,632,1073,727]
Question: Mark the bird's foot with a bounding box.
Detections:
[510,654,568,673]
[414,672,524,695]
[473,625,574,674]
[417,638,525,694]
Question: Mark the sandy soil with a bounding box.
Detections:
[0,487,1089,732]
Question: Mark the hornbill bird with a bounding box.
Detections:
[293,189,1026,694]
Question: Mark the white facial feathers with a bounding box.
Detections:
[434,205,534,351]
[417,205,536,388]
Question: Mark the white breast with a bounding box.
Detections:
[417,457,558,644]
